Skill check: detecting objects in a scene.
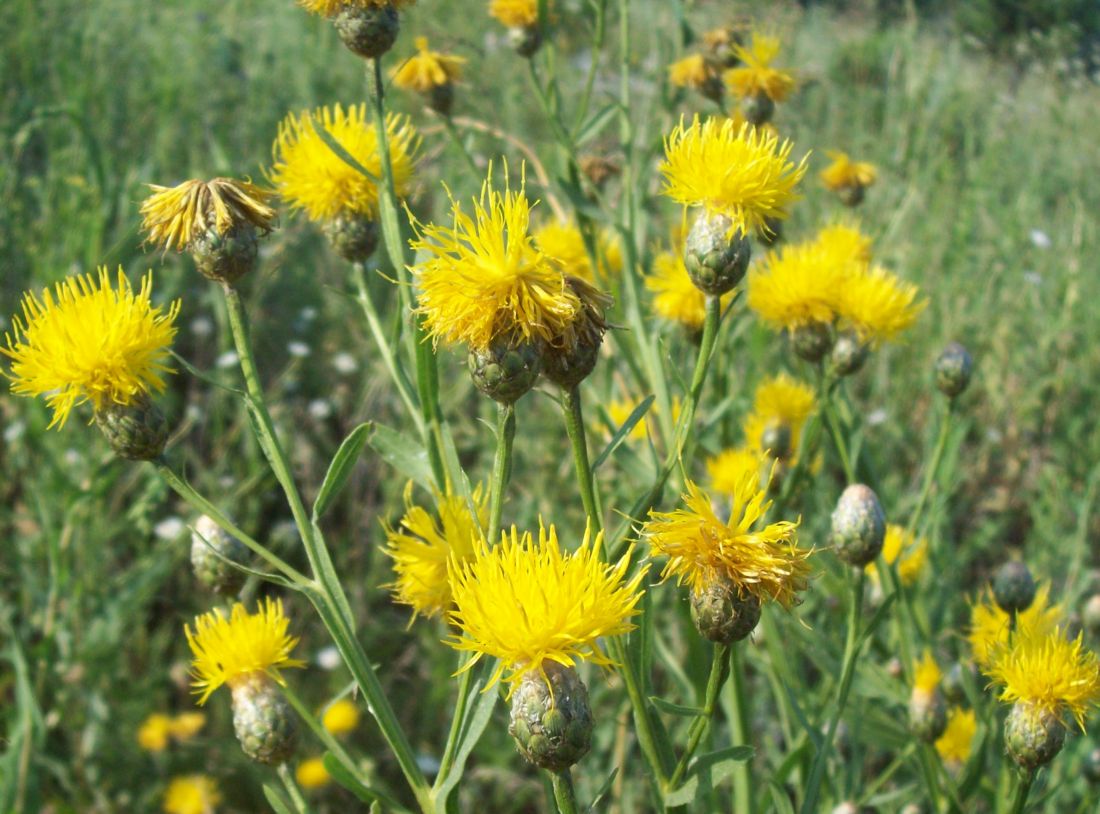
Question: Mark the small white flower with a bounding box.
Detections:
[287,341,311,358]
[331,352,358,375]
[154,517,186,540]
[216,351,239,369]
[308,399,333,420]
[1029,229,1051,250]
[316,645,342,671]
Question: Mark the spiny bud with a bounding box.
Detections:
[468,336,542,404]
[760,421,792,461]
[790,321,835,364]
[191,515,250,597]
[191,222,259,284]
[509,662,593,772]
[1004,703,1065,771]
[541,277,610,389]
[690,576,762,644]
[830,484,886,567]
[94,393,169,461]
[684,211,751,295]
[909,686,948,742]
[231,674,298,765]
[333,4,400,59]
[322,214,379,263]
[741,92,775,126]
[935,342,973,398]
[992,561,1036,615]
[507,25,543,57]
[829,331,869,378]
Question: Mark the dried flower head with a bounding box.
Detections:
[140,178,276,253]
[821,151,877,191]
[725,33,795,102]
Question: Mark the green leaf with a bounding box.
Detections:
[648,696,705,718]
[322,753,380,804]
[261,784,295,814]
[432,665,500,812]
[663,746,755,806]
[593,395,654,471]
[315,124,380,184]
[312,422,372,521]
[585,768,618,813]
[575,103,620,146]
[767,779,797,814]
[369,423,433,489]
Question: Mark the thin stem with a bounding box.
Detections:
[728,645,753,814]
[561,386,602,534]
[822,391,855,484]
[907,401,954,540]
[550,769,581,814]
[1009,771,1034,814]
[607,636,673,786]
[487,402,516,544]
[434,655,477,793]
[668,643,731,790]
[277,763,310,814]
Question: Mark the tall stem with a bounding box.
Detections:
[668,643,731,790]
[727,646,753,814]
[561,386,602,534]
[277,763,310,814]
[1008,771,1034,814]
[907,401,954,540]
[487,402,516,544]
[550,769,581,814]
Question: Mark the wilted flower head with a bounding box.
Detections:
[392,37,465,92]
[140,178,276,253]
[821,151,877,191]
[299,0,415,17]
[725,33,795,102]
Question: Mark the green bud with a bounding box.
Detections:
[684,210,751,295]
[427,82,455,117]
[333,4,399,59]
[992,561,1036,615]
[909,686,948,742]
[541,333,602,389]
[507,25,543,57]
[935,342,973,398]
[191,222,259,284]
[191,515,250,597]
[830,484,886,567]
[837,184,866,207]
[829,331,869,378]
[790,321,835,363]
[509,662,593,772]
[1004,703,1065,771]
[741,92,775,125]
[690,576,761,644]
[231,674,298,765]
[942,662,970,705]
[322,214,379,263]
[760,421,792,461]
[468,337,542,404]
[1084,747,1100,783]
[94,393,169,461]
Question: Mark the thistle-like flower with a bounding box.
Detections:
[747,232,854,335]
[821,151,877,206]
[163,775,221,814]
[321,698,360,736]
[706,446,764,497]
[489,0,542,27]
[866,524,927,586]
[669,54,724,102]
[741,373,816,462]
[935,708,977,768]
[299,0,416,59]
[534,218,623,284]
[391,37,465,114]
[299,0,415,16]
[968,584,1062,671]
[836,265,925,345]
[724,33,796,103]
[909,650,948,742]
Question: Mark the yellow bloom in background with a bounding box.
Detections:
[163,775,221,814]
[392,37,465,92]
[300,0,416,17]
[140,178,276,253]
[138,713,173,752]
[968,585,1061,670]
[725,33,796,102]
[867,524,928,585]
[741,373,816,458]
[169,712,206,742]
[935,708,977,766]
[661,117,807,236]
[446,524,647,693]
[821,151,878,191]
[706,446,764,496]
[3,268,180,429]
[321,697,360,735]
[987,625,1100,729]
[605,396,678,442]
[270,105,420,222]
[813,221,873,268]
[668,54,721,93]
[534,219,623,284]
[913,649,942,694]
[836,265,926,344]
[646,247,711,329]
[747,240,846,331]
[185,598,305,705]
[296,757,332,789]
[489,0,543,27]
[382,482,488,619]
[645,476,810,607]
[411,163,579,351]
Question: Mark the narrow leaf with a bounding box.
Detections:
[369,423,433,488]
[648,696,705,718]
[322,753,381,804]
[313,422,373,520]
[593,395,654,470]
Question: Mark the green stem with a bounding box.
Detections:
[561,386,602,535]
[277,763,310,814]
[487,402,516,544]
[434,655,477,794]
[607,635,673,787]
[822,390,855,484]
[1008,771,1034,814]
[549,769,581,814]
[907,401,954,540]
[668,643,731,790]
[800,569,866,814]
[728,646,753,814]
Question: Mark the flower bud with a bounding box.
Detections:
[1004,703,1065,771]
[542,334,601,389]
[760,421,792,461]
[830,484,886,567]
[942,662,970,705]
[231,674,298,765]
[322,214,379,263]
[741,92,775,125]
[191,222,259,284]
[507,25,543,57]
[509,662,593,772]
[1084,747,1100,783]
[684,211,751,295]
[909,686,948,742]
[992,561,1036,615]
[837,184,866,207]
[935,342,973,398]
[829,331,869,378]
[94,393,170,461]
[191,515,250,597]
[690,576,762,644]
[790,321,835,363]
[468,336,542,404]
[333,4,400,59]
[427,83,455,117]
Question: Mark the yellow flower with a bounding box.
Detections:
[185,598,305,705]
[706,446,764,496]
[668,54,720,92]
[392,37,465,92]
[140,178,276,253]
[411,163,580,351]
[741,373,816,459]
[269,105,420,222]
[644,477,810,607]
[867,524,927,585]
[913,649,942,694]
[299,0,416,18]
[747,240,846,331]
[446,523,647,694]
[168,712,206,742]
[321,697,360,735]
[3,268,180,429]
[533,219,623,284]
[968,585,1062,670]
[821,151,877,191]
[489,0,543,27]
[987,625,1100,729]
[836,265,926,344]
[138,713,173,752]
[163,775,221,814]
[296,757,332,789]
[935,708,977,766]
[725,33,796,102]
[646,246,711,329]
[814,221,873,267]
[661,117,807,236]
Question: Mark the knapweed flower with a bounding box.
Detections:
[968,584,1062,671]
[299,0,415,17]
[747,239,847,332]
[446,523,646,693]
[741,373,816,462]
[269,105,419,223]
[836,265,925,345]
[322,698,360,735]
[814,221,873,267]
[411,163,580,351]
[821,151,877,193]
[706,446,763,496]
[140,178,276,254]
[935,708,977,767]
[3,268,180,429]
[660,117,807,237]
[185,598,304,705]
[606,396,680,444]
[910,650,948,741]
[382,483,488,619]
[489,0,543,27]
[724,33,796,102]
[534,219,623,284]
[138,714,173,752]
[163,775,221,814]
[169,712,206,741]
[296,757,332,790]
[391,36,465,93]
[668,54,723,101]
[867,524,928,586]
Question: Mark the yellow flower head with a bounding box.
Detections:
[646,246,710,329]
[185,598,305,705]
[987,625,1100,730]
[913,649,942,694]
[968,585,1061,670]
[645,476,810,607]
[741,373,816,459]
[321,697,360,735]
[138,713,173,752]
[725,33,796,102]
[299,0,416,18]
[140,178,276,253]
[867,524,927,585]
[392,37,465,92]
[296,757,332,789]
[269,105,420,222]
[935,708,977,766]
[706,446,764,496]
[814,221,873,267]
[168,712,206,742]
[747,240,846,331]
[669,54,720,91]
[836,265,926,344]
[411,163,580,351]
[821,151,878,191]
[163,775,221,814]
[661,117,807,236]
[446,523,647,694]
[3,268,180,429]
[534,219,623,284]
[382,482,488,619]
[489,0,543,27]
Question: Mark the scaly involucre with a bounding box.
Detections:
[299,0,416,18]
[645,476,811,607]
[661,117,807,236]
[741,372,816,458]
[3,268,180,428]
[821,151,877,190]
[185,598,305,705]
[269,105,420,222]
[646,246,711,329]
[725,34,796,101]
[836,265,926,344]
[382,482,488,619]
[968,585,1062,670]
[140,178,276,252]
[446,523,647,693]
[392,37,465,92]
[411,164,580,351]
[489,0,542,27]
